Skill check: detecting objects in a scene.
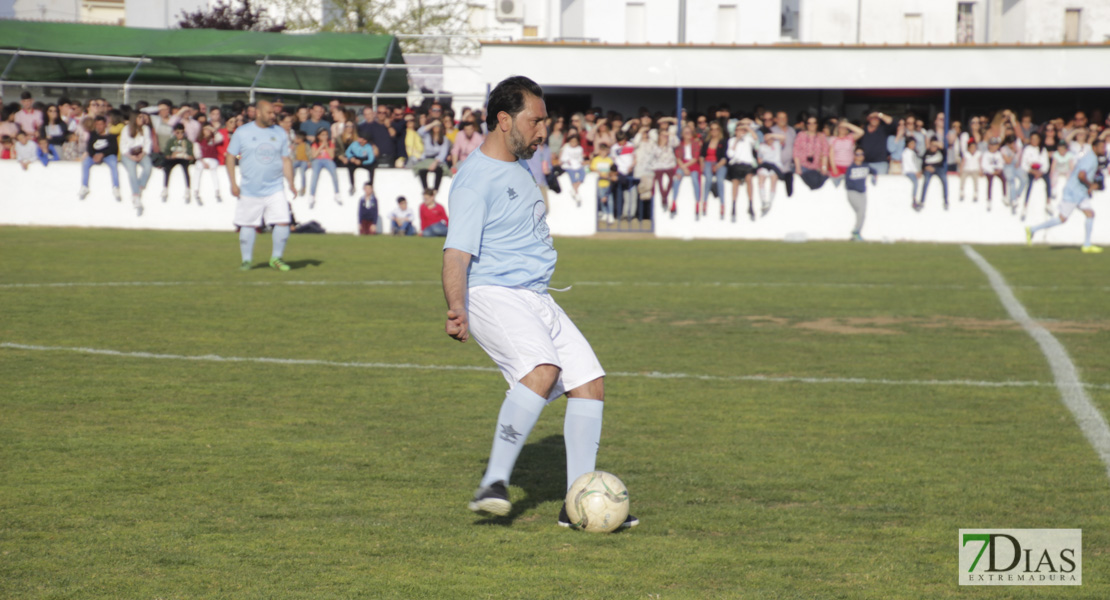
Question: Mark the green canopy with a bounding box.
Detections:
[0,21,408,97]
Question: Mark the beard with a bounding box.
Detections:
[508,122,537,160]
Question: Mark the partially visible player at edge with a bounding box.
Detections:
[441,75,637,529]
[1025,135,1104,253]
[226,100,297,271]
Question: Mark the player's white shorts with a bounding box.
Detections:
[1059,197,1093,219]
[233,190,291,227]
[467,285,605,402]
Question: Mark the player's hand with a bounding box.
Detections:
[231,182,241,198]
[288,181,296,196]
[445,308,469,343]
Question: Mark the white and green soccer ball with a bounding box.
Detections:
[564,471,629,533]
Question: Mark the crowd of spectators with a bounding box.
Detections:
[3,88,1107,230]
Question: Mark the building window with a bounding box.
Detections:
[905,13,923,44]
[1064,8,1081,43]
[957,2,974,44]
[780,0,799,40]
[626,2,646,43]
[717,4,737,44]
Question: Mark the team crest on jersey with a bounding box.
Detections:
[507,187,518,200]
[532,200,553,249]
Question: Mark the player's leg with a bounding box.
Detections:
[262,191,294,270]
[234,194,268,269]
[465,287,563,515]
[1081,206,1100,252]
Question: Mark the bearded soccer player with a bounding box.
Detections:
[441,76,636,529]
[226,100,296,271]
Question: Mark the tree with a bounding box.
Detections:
[178,0,286,33]
[272,0,476,53]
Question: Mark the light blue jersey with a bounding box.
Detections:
[444,147,557,292]
[1063,150,1099,204]
[226,122,291,197]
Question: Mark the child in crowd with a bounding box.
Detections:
[419,188,449,237]
[36,137,60,167]
[843,148,877,241]
[195,125,222,204]
[981,139,1006,211]
[589,142,616,224]
[917,137,948,211]
[0,135,12,160]
[60,132,82,161]
[358,182,379,235]
[1048,143,1075,207]
[901,137,920,207]
[389,196,416,236]
[14,131,37,170]
[558,131,586,205]
[292,130,309,196]
[959,140,982,204]
[162,123,194,203]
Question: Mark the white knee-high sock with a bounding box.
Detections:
[480,383,547,487]
[239,227,256,263]
[564,397,604,490]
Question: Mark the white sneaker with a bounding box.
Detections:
[216,192,223,203]
[184,192,191,204]
[334,193,343,206]
[195,193,203,207]
[161,189,169,202]
[112,187,122,202]
[133,197,143,217]
[309,197,316,209]
[78,185,90,200]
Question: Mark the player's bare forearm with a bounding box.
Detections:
[442,248,472,342]
[283,157,295,193]
[226,156,239,197]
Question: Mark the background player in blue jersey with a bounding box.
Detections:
[1025,136,1104,253]
[226,100,296,271]
[441,76,636,529]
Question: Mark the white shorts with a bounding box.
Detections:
[1059,197,1093,219]
[467,285,605,402]
[233,190,291,227]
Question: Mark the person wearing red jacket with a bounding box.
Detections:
[419,188,449,237]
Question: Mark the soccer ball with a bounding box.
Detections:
[564,471,629,533]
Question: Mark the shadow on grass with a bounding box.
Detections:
[285,259,324,269]
[473,434,566,527]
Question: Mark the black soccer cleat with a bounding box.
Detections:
[557,502,638,530]
[468,480,511,516]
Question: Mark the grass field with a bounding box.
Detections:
[2,226,1109,599]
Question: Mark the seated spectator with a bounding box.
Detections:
[40,104,67,146]
[726,119,759,221]
[14,131,37,169]
[449,119,484,170]
[299,103,328,139]
[78,116,121,201]
[559,129,586,205]
[344,132,378,194]
[918,137,948,210]
[60,131,81,161]
[15,91,43,137]
[195,124,222,205]
[35,137,60,166]
[292,130,309,196]
[309,129,342,207]
[358,183,379,235]
[169,103,201,142]
[390,196,417,236]
[0,104,20,140]
[419,189,449,237]
[828,121,864,178]
[755,130,785,216]
[591,142,617,223]
[403,115,423,165]
[672,125,702,217]
[0,135,12,159]
[161,123,194,203]
[414,120,451,192]
[902,136,921,207]
[357,105,397,167]
[959,140,983,204]
[981,139,1006,210]
[119,112,153,215]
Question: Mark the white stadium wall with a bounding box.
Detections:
[2,161,1107,247]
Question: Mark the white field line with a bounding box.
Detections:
[962,245,1110,480]
[1,279,1107,292]
[5,341,1110,391]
